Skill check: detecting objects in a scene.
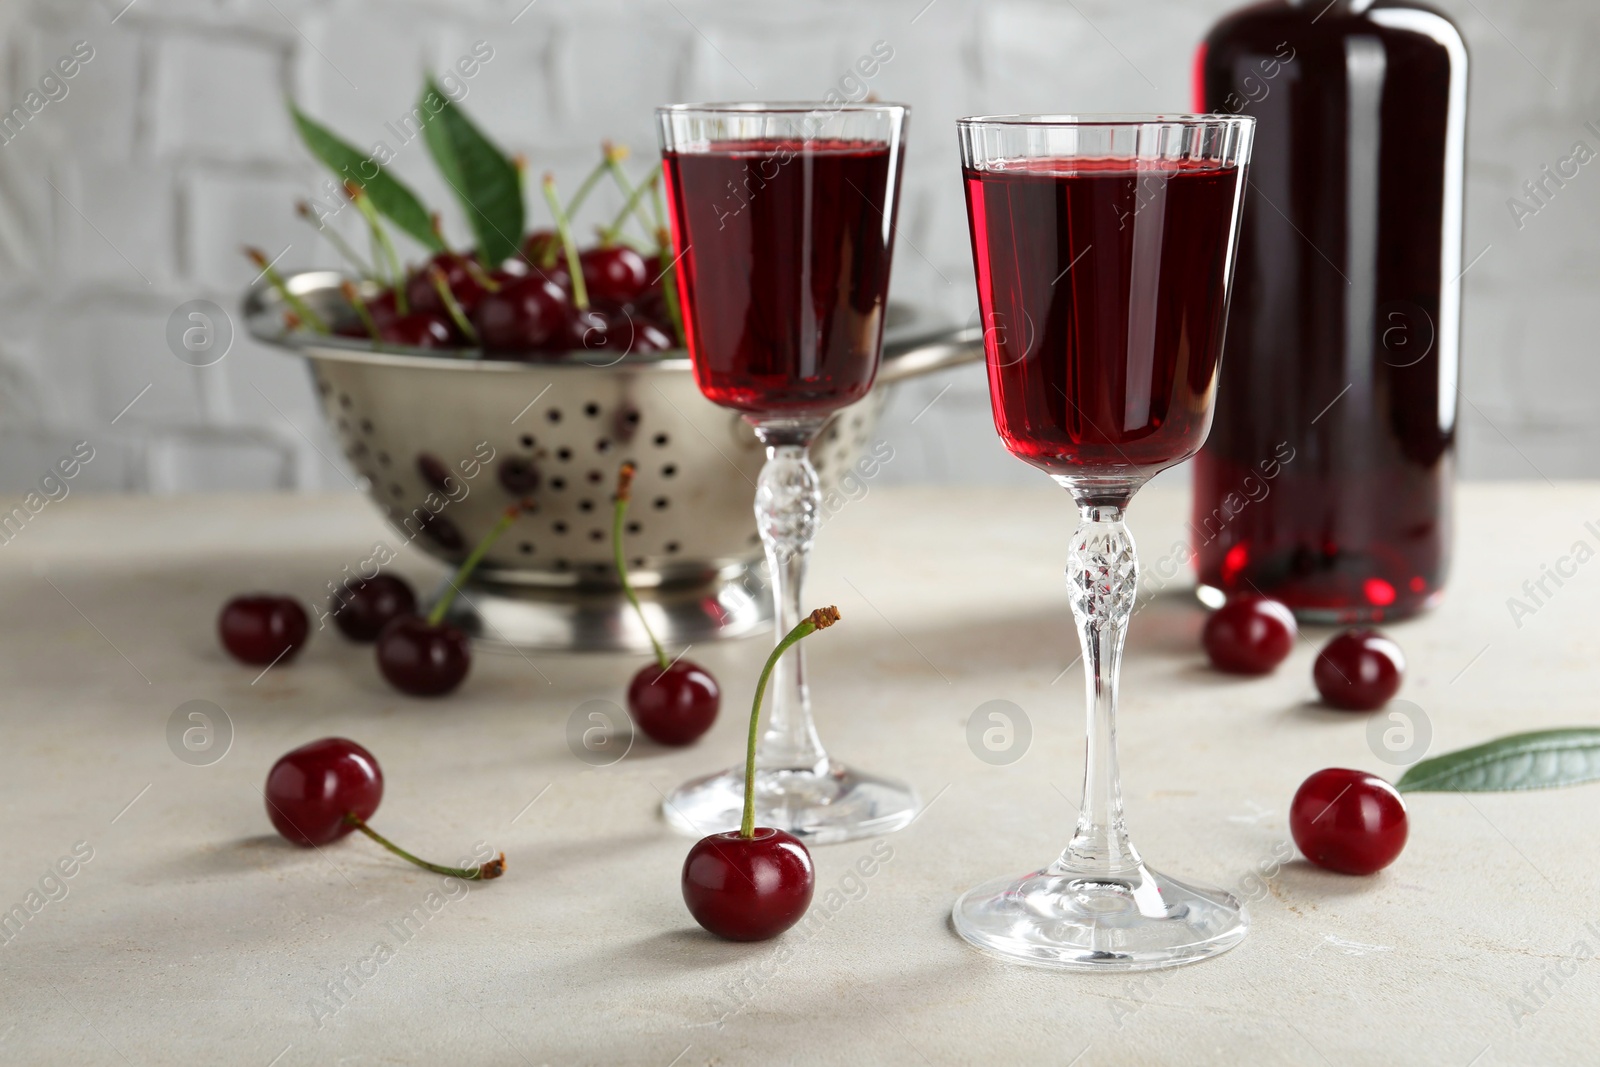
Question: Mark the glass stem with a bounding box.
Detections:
[751,424,827,773]
[1058,501,1142,876]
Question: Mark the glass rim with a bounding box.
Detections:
[657,101,910,116]
[957,112,1254,129]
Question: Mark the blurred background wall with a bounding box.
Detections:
[0,0,1592,493]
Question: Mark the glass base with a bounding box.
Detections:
[662,762,919,845]
[952,861,1248,971]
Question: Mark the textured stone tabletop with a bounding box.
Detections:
[1,484,1597,1066]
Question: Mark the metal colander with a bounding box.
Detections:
[244,270,979,651]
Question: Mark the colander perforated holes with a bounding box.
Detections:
[360,419,374,435]
[553,521,568,534]
[595,439,611,453]
[378,452,391,467]
[588,530,603,542]
[551,477,566,490]
[626,521,641,535]
[390,484,404,498]
[653,433,669,447]
[519,542,534,554]
[662,464,677,477]
[557,447,572,461]
[587,470,602,484]
[631,557,645,569]
[520,434,535,449]
[547,408,562,423]
[578,500,593,512]
[665,541,680,554]
[339,393,352,410]
[584,403,600,417]
[653,497,668,510]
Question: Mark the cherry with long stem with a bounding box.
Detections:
[376,503,524,697]
[614,464,720,746]
[265,737,504,880]
[345,181,406,307]
[679,609,836,941]
[430,265,480,344]
[541,173,589,310]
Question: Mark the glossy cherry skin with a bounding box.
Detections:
[1289,768,1408,875]
[376,615,471,697]
[219,594,310,666]
[473,275,571,352]
[331,574,418,643]
[1314,629,1405,710]
[522,229,560,267]
[380,312,455,349]
[405,252,488,315]
[336,289,402,338]
[264,737,383,846]
[682,828,815,941]
[1203,595,1296,675]
[580,245,650,305]
[628,660,720,746]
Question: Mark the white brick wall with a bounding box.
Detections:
[0,0,1593,492]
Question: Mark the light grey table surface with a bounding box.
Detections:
[0,484,1595,1067]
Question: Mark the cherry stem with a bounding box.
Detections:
[248,247,329,333]
[565,143,616,221]
[612,463,669,671]
[345,182,406,310]
[345,815,505,880]
[603,168,657,245]
[429,266,479,345]
[428,503,522,626]
[741,607,841,839]
[298,201,374,279]
[541,174,589,310]
[339,280,379,342]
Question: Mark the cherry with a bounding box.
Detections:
[219,594,309,666]
[1203,594,1296,675]
[1314,629,1405,710]
[581,245,649,306]
[681,606,838,941]
[376,614,472,697]
[522,229,560,268]
[472,275,570,352]
[1289,767,1408,875]
[336,288,402,339]
[406,252,488,316]
[682,828,815,941]
[612,463,720,745]
[331,574,418,643]
[629,662,721,746]
[265,737,382,845]
[265,737,504,878]
[375,503,524,697]
[380,312,455,349]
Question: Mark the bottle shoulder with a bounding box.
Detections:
[1204,0,1464,46]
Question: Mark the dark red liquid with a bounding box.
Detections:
[963,159,1242,483]
[1194,0,1464,620]
[661,140,900,416]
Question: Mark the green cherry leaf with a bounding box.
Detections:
[1396,728,1600,793]
[287,100,443,252]
[417,78,524,266]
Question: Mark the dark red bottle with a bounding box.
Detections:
[1193,1,1467,622]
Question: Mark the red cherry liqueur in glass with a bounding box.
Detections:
[1193,0,1466,621]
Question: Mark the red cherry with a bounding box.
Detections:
[380,313,455,349]
[264,737,506,879]
[1203,594,1296,675]
[336,289,402,338]
[406,252,487,315]
[376,615,471,697]
[1289,768,1408,875]
[1314,629,1404,710]
[580,246,649,305]
[522,229,560,267]
[331,575,417,643]
[472,275,571,352]
[682,828,815,941]
[265,737,383,846]
[219,594,309,666]
[629,660,720,746]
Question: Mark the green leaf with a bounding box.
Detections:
[288,101,443,252]
[417,78,524,266]
[1396,728,1600,793]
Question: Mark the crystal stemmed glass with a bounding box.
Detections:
[952,114,1256,969]
[655,102,919,843]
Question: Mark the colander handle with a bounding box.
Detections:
[877,325,984,385]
